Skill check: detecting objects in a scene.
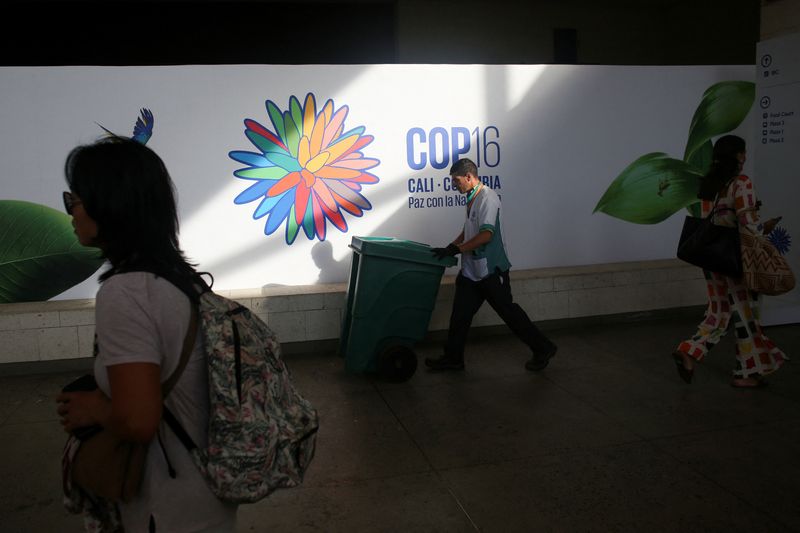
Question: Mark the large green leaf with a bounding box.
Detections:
[684,140,712,219]
[0,200,104,303]
[594,153,704,224]
[683,81,755,162]
[685,139,713,174]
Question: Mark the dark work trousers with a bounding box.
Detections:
[444,270,553,361]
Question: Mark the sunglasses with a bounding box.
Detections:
[62,191,83,215]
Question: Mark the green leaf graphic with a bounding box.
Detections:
[685,139,713,174]
[593,153,704,224]
[0,200,104,303]
[684,81,755,162]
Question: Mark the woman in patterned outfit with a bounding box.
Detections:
[672,135,786,388]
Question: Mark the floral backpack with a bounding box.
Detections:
[164,278,319,503]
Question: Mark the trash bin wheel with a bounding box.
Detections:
[377,345,417,382]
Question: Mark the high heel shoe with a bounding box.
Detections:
[672,351,694,384]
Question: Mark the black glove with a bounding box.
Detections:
[431,243,460,260]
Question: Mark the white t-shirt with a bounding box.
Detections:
[94,272,237,533]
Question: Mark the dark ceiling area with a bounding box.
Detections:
[3,2,397,65]
[3,0,762,66]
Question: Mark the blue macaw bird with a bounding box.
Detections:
[95,108,154,145]
[132,108,154,144]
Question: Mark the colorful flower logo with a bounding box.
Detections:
[230,93,380,243]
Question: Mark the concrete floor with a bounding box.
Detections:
[2,313,800,532]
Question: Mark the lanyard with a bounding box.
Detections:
[466,183,483,213]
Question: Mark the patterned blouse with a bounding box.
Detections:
[703,174,762,234]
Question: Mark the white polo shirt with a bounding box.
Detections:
[460,185,511,281]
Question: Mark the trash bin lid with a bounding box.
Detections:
[350,236,458,267]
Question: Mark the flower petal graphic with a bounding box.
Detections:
[340,126,366,140]
[234,166,289,180]
[268,171,301,197]
[315,166,361,180]
[232,93,380,244]
[246,130,290,156]
[235,179,279,205]
[245,119,288,151]
[309,114,325,156]
[284,111,300,158]
[306,152,330,173]
[319,198,347,231]
[327,179,372,209]
[266,101,287,142]
[290,96,304,138]
[266,152,302,172]
[330,157,380,170]
[295,181,311,224]
[312,179,338,211]
[300,168,316,188]
[322,106,348,148]
[339,135,373,160]
[329,190,364,216]
[350,172,380,184]
[229,151,273,167]
[253,191,287,218]
[302,195,315,239]
[303,93,316,140]
[321,99,334,126]
[286,205,300,244]
[265,193,295,235]
[298,136,311,168]
[324,134,359,162]
[311,194,326,241]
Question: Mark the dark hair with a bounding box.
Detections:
[697,134,746,200]
[450,158,478,177]
[64,137,197,286]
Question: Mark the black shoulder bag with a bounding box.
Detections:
[676,189,742,277]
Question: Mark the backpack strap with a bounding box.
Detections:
[162,304,198,397]
[162,301,201,452]
[163,404,198,452]
[160,303,201,469]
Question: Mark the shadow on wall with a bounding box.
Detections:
[312,241,350,284]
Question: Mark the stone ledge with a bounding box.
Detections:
[0,259,705,365]
[0,304,707,378]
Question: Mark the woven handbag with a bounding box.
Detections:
[740,225,796,295]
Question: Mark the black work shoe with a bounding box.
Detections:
[525,345,558,372]
[425,355,465,371]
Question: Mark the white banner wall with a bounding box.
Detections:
[756,33,800,325]
[0,64,754,300]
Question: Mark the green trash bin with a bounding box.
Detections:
[339,236,458,382]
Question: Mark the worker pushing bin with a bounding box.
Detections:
[339,236,457,382]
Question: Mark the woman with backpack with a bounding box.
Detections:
[671,135,786,388]
[55,137,237,532]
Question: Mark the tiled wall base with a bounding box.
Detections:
[0,259,706,366]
